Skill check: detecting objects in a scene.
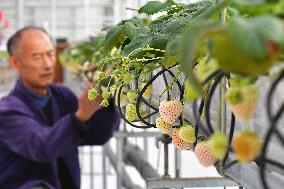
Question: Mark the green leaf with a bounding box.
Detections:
[179,20,219,97]
[121,34,153,57]
[149,34,169,50]
[233,0,266,6]
[0,51,8,58]
[104,25,126,51]
[100,76,115,87]
[193,0,229,20]
[123,22,150,40]
[138,0,175,15]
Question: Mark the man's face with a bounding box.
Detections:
[11,29,56,93]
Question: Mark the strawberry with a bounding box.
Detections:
[155,117,172,134]
[100,100,109,107]
[122,72,132,84]
[127,90,137,103]
[226,85,259,120]
[212,16,283,76]
[159,99,183,124]
[126,103,138,122]
[102,91,110,99]
[141,83,152,100]
[225,88,243,105]
[172,129,190,150]
[194,141,217,167]
[210,132,228,159]
[88,89,98,100]
[178,125,196,144]
[184,80,200,101]
[232,130,262,163]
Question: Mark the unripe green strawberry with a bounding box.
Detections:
[178,125,196,144]
[225,88,243,105]
[122,72,132,84]
[127,90,137,103]
[98,71,105,80]
[184,80,200,101]
[102,91,110,100]
[159,99,183,124]
[119,88,129,107]
[141,83,152,100]
[232,130,262,163]
[172,129,190,150]
[210,132,228,159]
[212,16,282,76]
[194,141,217,167]
[126,103,138,122]
[100,99,109,107]
[227,85,259,120]
[88,89,98,100]
[196,58,218,81]
[155,117,172,134]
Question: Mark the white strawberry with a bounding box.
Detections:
[156,117,172,134]
[159,99,183,124]
[232,130,262,163]
[226,85,259,120]
[194,141,217,167]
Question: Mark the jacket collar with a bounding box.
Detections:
[17,79,51,108]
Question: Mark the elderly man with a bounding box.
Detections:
[0,26,120,189]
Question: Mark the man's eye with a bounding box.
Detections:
[48,52,55,57]
[33,56,41,60]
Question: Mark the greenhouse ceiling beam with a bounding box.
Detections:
[146,177,238,189]
[225,156,284,189]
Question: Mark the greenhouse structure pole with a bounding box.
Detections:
[17,0,24,29]
[104,143,142,189]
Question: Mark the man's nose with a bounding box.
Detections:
[43,55,54,69]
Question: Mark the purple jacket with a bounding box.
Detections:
[0,82,120,189]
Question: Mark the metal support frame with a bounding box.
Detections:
[104,143,143,189]
[49,0,57,41]
[147,177,238,189]
[17,0,24,29]
[225,156,284,189]
[124,141,160,179]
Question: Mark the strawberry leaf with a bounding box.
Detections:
[138,0,176,15]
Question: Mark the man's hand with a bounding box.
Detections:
[75,84,103,123]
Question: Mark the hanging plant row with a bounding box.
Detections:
[60,0,284,188]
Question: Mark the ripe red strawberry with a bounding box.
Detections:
[126,103,137,122]
[226,85,259,120]
[232,130,262,163]
[194,141,217,167]
[159,99,183,124]
[156,117,172,134]
[178,125,196,144]
[172,129,190,150]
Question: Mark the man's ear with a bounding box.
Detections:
[8,56,20,74]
